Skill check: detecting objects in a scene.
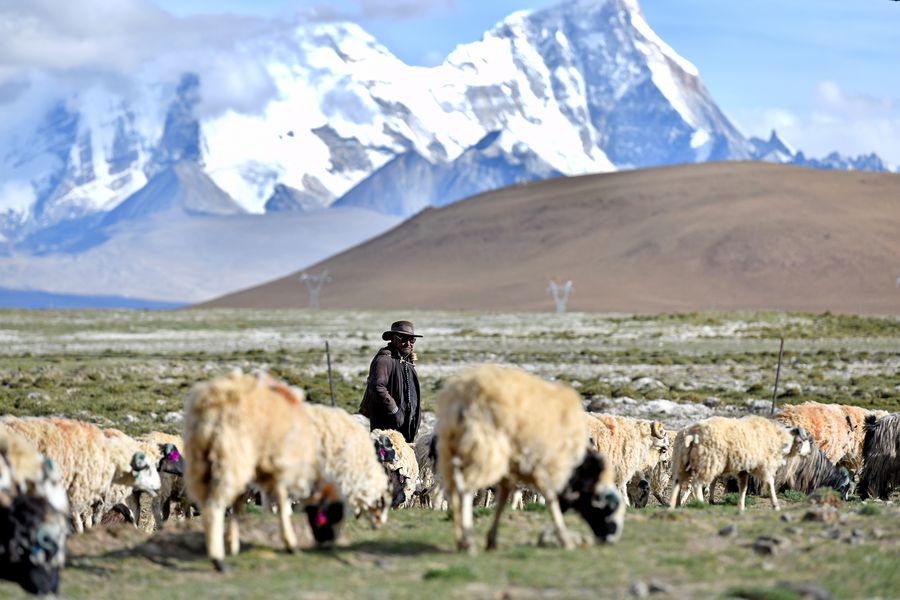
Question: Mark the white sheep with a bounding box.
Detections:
[305,403,392,527]
[585,413,667,506]
[183,371,320,571]
[371,428,419,509]
[436,364,624,552]
[669,416,811,512]
[1,416,161,533]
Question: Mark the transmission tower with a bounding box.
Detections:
[547,279,574,314]
[300,270,331,309]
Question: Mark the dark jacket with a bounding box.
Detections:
[359,345,421,443]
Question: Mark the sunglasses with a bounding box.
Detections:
[394,335,416,344]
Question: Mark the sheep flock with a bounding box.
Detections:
[2,354,898,594]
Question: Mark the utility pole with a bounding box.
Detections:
[299,270,331,309]
[547,280,574,314]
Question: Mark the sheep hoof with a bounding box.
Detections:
[212,559,229,573]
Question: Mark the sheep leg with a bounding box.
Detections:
[204,502,227,572]
[669,478,683,509]
[509,487,523,511]
[692,481,705,505]
[546,493,574,550]
[736,472,749,512]
[765,475,781,511]
[226,495,244,556]
[153,498,166,530]
[273,485,298,553]
[486,481,512,551]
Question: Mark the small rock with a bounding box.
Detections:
[851,528,865,538]
[719,524,737,537]
[787,527,804,536]
[570,380,582,388]
[760,561,776,571]
[629,581,650,598]
[776,582,834,600]
[803,506,839,524]
[648,580,672,594]
[780,513,795,523]
[752,536,788,555]
[703,397,721,407]
[163,411,183,424]
[123,414,137,424]
[820,528,841,540]
[745,399,771,412]
[844,536,862,545]
[871,528,886,540]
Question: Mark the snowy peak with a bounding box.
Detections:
[147,73,204,177]
[101,161,244,227]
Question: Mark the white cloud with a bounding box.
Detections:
[730,82,900,167]
[0,0,289,122]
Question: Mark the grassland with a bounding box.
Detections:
[0,308,897,598]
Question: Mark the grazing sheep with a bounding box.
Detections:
[305,403,391,527]
[669,416,811,512]
[137,432,189,528]
[99,428,163,528]
[413,431,446,510]
[857,413,900,500]
[586,413,667,507]
[436,364,624,553]
[183,371,322,571]
[2,416,160,533]
[776,437,852,499]
[371,428,418,509]
[0,428,68,595]
[775,402,887,474]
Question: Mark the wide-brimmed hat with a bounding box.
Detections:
[382,320,423,341]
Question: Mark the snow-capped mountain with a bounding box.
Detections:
[1,0,754,235]
[0,0,894,304]
[332,130,563,215]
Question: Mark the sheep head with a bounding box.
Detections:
[304,481,346,546]
[559,450,624,544]
[129,452,161,496]
[0,495,65,595]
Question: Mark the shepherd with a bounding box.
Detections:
[358,320,423,443]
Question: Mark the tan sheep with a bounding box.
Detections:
[2,416,160,533]
[669,416,811,512]
[0,423,69,517]
[436,364,624,553]
[371,428,418,509]
[774,402,887,474]
[585,413,667,506]
[183,371,318,571]
[305,403,392,527]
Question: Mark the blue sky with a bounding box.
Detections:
[3,0,898,164]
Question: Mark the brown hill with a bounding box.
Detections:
[198,162,900,315]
